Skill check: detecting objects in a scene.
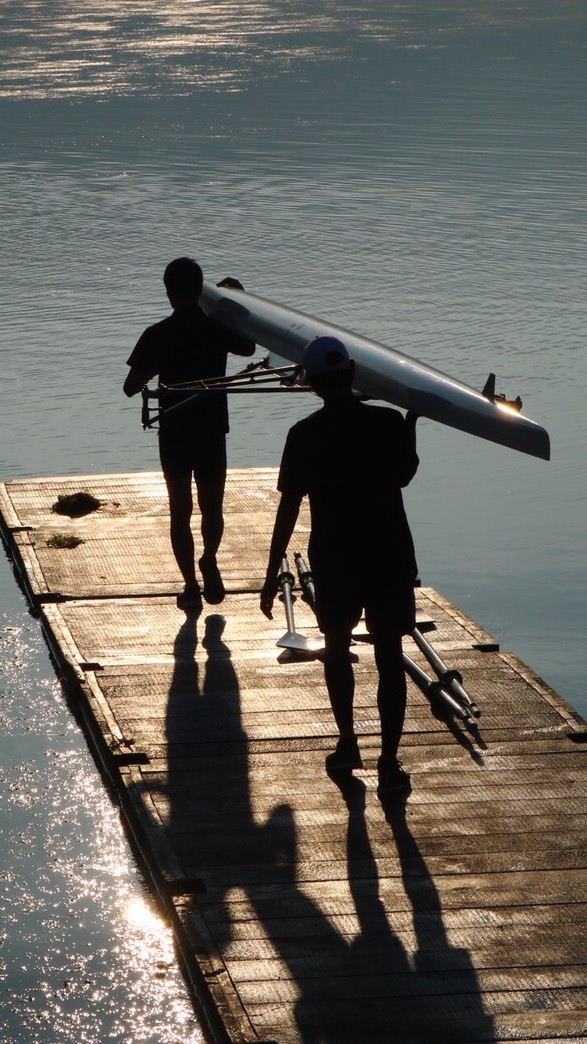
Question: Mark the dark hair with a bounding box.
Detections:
[163,257,203,297]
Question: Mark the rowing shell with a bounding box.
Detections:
[201,282,550,460]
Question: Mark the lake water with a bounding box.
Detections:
[1,2,586,1040]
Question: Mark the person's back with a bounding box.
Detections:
[137,303,243,437]
[280,396,417,578]
[261,335,418,799]
[124,257,255,609]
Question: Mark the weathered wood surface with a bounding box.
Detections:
[1,469,586,1044]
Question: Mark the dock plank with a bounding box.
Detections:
[1,468,586,1044]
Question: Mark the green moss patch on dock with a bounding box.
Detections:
[46,533,84,549]
[52,490,102,517]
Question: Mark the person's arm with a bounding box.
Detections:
[124,326,158,396]
[208,317,255,359]
[397,411,419,487]
[260,490,303,619]
[228,332,256,358]
[123,365,155,397]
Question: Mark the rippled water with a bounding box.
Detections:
[1,2,586,1040]
[0,587,203,1042]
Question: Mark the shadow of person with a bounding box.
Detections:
[163,615,383,1041]
[131,612,495,1044]
[381,796,497,1043]
[272,772,496,1044]
[162,611,256,948]
[162,610,313,977]
[287,780,411,1044]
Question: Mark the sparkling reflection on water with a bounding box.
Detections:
[0,601,202,1043]
[1,1,586,1040]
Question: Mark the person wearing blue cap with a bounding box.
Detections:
[260,335,419,798]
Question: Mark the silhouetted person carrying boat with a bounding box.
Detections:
[260,336,419,797]
[124,257,255,609]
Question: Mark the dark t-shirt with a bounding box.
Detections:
[278,397,418,582]
[127,304,254,436]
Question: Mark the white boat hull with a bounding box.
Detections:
[201,282,550,460]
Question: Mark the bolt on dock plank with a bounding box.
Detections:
[1,469,586,1044]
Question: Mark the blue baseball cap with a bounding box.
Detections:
[302,336,352,376]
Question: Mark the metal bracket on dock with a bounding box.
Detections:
[411,626,481,718]
[294,550,482,724]
[567,730,587,744]
[403,652,477,728]
[276,556,320,652]
[112,750,150,766]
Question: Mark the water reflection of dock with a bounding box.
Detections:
[1,469,586,1044]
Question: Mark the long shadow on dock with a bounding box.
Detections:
[140,613,496,1044]
[278,776,497,1044]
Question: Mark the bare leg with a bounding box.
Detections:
[195,477,226,603]
[195,477,226,559]
[164,473,197,585]
[323,628,355,739]
[372,632,407,761]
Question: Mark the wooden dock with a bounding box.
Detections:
[1,469,586,1044]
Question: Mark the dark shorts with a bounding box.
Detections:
[312,566,416,637]
[159,428,227,485]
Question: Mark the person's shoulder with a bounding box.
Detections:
[203,310,249,345]
[191,304,209,323]
[359,400,401,416]
[293,404,326,431]
[360,402,404,425]
[202,308,230,333]
[284,406,324,445]
[140,313,174,339]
